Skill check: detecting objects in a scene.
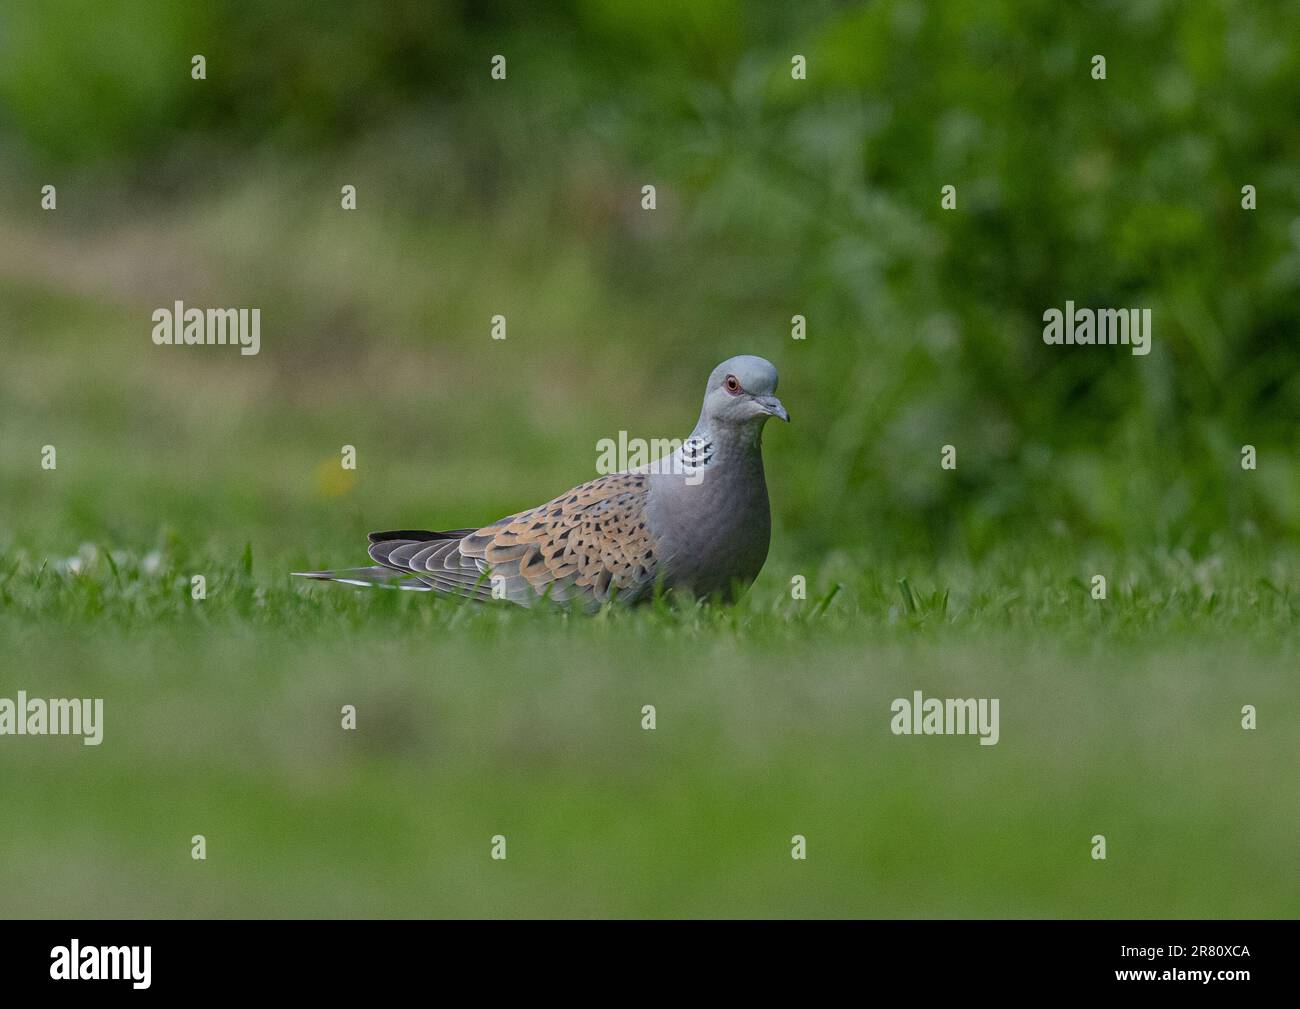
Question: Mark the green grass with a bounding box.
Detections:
[2,544,1296,918]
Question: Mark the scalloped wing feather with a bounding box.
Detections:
[366,474,658,608]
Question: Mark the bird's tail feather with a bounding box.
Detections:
[291,566,433,591]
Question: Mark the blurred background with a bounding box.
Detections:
[1,1,1298,918]
[2,0,1299,563]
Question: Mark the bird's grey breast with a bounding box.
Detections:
[644,448,771,599]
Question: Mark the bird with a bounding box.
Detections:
[293,355,789,609]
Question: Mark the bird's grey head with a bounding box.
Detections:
[698,355,790,433]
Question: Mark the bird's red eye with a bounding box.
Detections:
[724,375,742,395]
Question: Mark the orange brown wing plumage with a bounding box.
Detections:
[366,473,659,608]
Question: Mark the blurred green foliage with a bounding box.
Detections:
[4,0,1299,563]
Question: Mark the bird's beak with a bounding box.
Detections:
[756,395,790,422]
